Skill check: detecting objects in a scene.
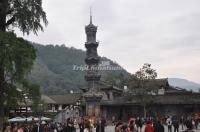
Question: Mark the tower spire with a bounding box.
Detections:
[90,7,92,24]
[84,12,102,119]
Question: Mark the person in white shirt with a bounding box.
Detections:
[166,117,172,132]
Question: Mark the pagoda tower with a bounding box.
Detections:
[83,12,102,117]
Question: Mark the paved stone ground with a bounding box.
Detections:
[104,125,200,132]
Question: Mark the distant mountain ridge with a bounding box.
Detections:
[28,44,200,94]
[28,43,130,95]
[168,78,200,92]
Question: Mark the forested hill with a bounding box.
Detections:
[28,43,130,95]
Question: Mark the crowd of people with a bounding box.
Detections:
[2,115,199,132]
[2,117,106,132]
[114,115,198,132]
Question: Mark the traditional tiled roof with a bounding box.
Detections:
[154,94,200,104]
[133,78,190,93]
[80,81,123,93]
[98,81,123,92]
[101,93,200,105]
[41,95,56,104]
[49,93,82,105]
[43,78,199,106]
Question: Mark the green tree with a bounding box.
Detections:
[0,0,47,129]
[128,63,157,118]
[0,32,37,126]
[0,0,47,33]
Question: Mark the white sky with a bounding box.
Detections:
[17,0,200,83]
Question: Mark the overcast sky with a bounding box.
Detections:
[17,0,200,83]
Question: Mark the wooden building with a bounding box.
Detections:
[41,78,200,121]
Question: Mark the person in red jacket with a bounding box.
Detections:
[145,121,154,132]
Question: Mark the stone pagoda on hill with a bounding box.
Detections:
[83,13,103,117]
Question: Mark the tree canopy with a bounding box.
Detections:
[0,0,48,34]
[0,0,47,128]
[128,63,158,94]
[0,31,37,108]
[0,32,36,80]
[128,63,158,117]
